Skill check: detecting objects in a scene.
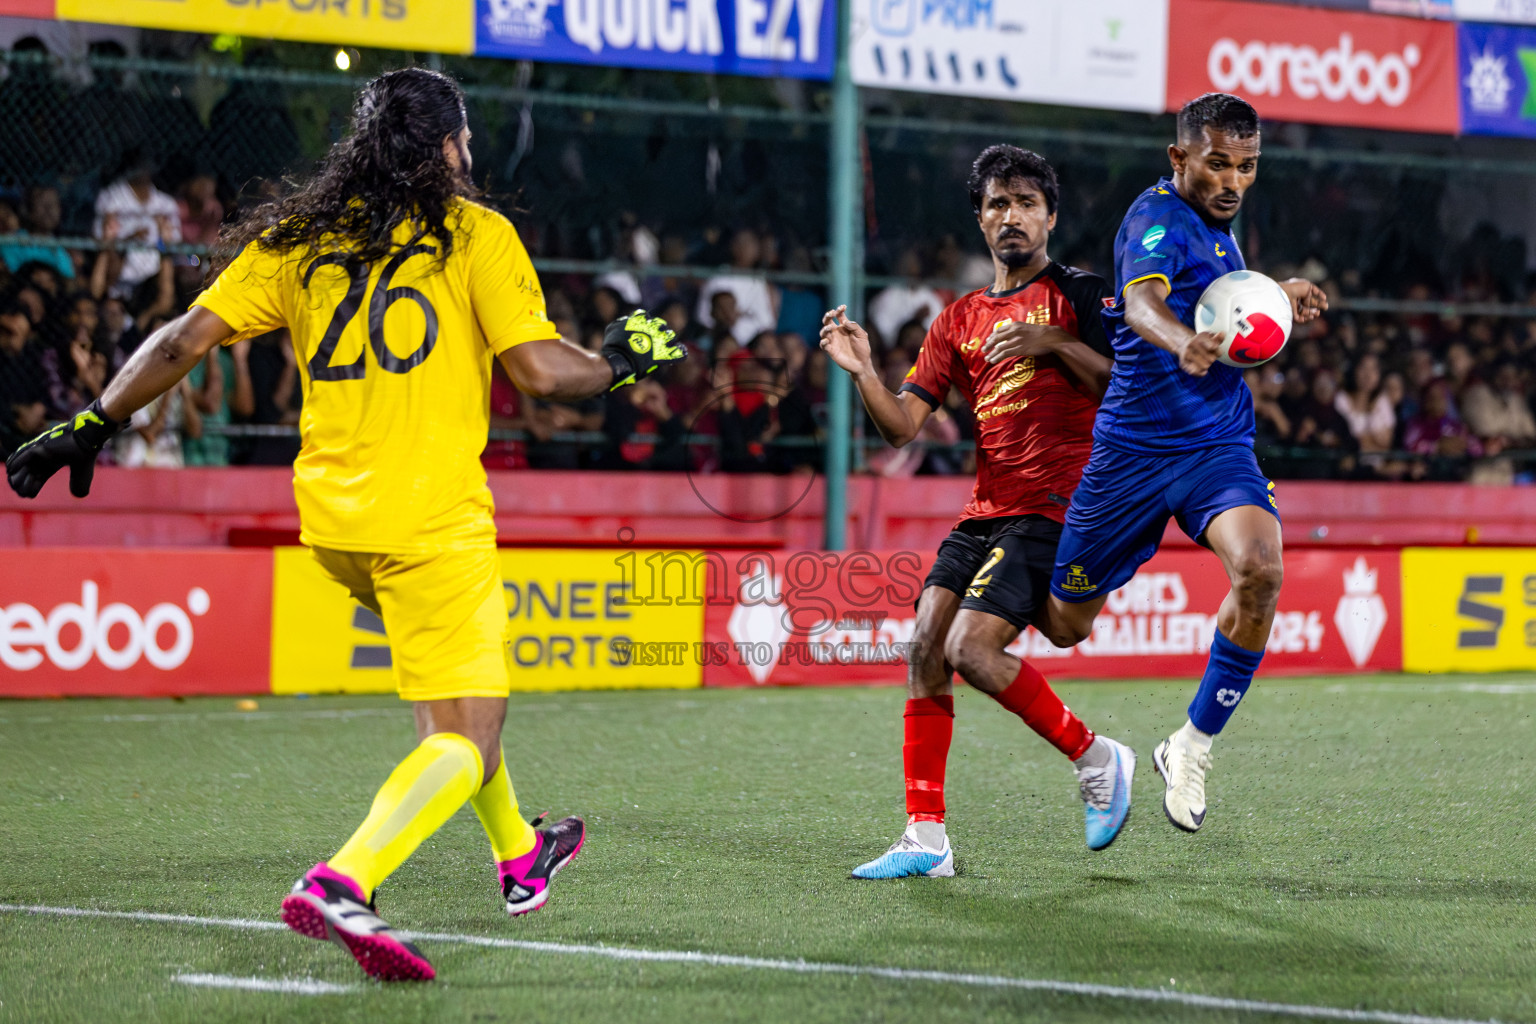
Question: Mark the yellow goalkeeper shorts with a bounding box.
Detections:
[310,545,511,702]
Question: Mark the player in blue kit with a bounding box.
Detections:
[1033,93,1327,833]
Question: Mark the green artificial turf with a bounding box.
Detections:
[1,677,1533,1023]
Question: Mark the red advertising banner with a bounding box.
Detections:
[0,1,55,16]
[1167,0,1459,133]
[701,547,1400,686]
[0,549,273,697]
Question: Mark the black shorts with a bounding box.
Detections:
[921,514,1064,631]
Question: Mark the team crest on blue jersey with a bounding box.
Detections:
[1060,564,1095,594]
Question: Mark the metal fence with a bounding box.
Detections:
[6,45,1536,483]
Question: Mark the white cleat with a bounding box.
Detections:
[1152,734,1211,832]
[851,822,955,879]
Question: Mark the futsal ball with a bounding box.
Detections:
[1194,270,1293,367]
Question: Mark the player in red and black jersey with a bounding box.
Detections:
[820,146,1137,878]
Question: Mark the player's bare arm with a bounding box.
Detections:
[6,306,233,498]
[499,336,612,401]
[101,306,234,422]
[503,310,683,402]
[1278,278,1328,322]
[981,321,1111,398]
[819,304,933,447]
[1123,277,1223,378]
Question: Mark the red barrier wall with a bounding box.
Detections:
[3,469,1534,550]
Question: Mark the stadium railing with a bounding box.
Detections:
[9,47,1536,481]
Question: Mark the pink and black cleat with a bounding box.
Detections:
[500,815,586,916]
[280,862,435,982]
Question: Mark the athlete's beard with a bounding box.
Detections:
[994,246,1038,269]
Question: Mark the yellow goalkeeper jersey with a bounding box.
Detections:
[193,199,558,554]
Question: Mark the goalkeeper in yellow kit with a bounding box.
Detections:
[5,68,683,982]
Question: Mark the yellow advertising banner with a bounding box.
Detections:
[1402,547,1536,672]
[57,0,473,55]
[270,547,704,694]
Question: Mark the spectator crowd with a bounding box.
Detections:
[0,155,304,469]
[6,161,1536,484]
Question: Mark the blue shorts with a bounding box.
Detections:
[1050,443,1278,604]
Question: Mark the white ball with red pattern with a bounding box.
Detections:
[1195,270,1293,368]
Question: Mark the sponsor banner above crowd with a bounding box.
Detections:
[55,0,474,53]
[19,0,1536,131]
[1243,0,1452,12]
[1454,0,1536,25]
[1457,20,1536,135]
[474,0,834,78]
[850,0,1168,111]
[1167,0,1461,133]
[0,0,54,17]
[700,547,1401,686]
[1180,0,1536,25]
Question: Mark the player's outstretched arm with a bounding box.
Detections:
[500,310,684,402]
[6,306,233,499]
[103,307,236,423]
[1279,278,1328,323]
[819,305,932,448]
[499,338,613,401]
[1123,279,1223,378]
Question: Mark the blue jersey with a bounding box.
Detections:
[1093,178,1253,455]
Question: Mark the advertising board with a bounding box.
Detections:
[1244,0,1453,12]
[1167,0,1460,132]
[0,548,273,697]
[1458,20,1536,136]
[850,0,1168,112]
[269,547,703,695]
[56,0,473,54]
[1455,0,1536,24]
[1402,547,1536,671]
[475,0,834,79]
[0,1,54,17]
[10,544,1506,697]
[701,547,1401,686]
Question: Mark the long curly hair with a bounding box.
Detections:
[217,67,476,273]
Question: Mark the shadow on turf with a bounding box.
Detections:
[1258,874,1536,902]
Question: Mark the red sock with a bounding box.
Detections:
[991,660,1094,760]
[903,696,954,822]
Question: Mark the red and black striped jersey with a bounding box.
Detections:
[900,262,1112,524]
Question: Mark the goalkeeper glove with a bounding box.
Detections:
[6,399,121,499]
[602,310,685,391]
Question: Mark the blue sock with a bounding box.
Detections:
[1187,630,1265,735]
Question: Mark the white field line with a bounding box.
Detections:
[174,972,355,995]
[1324,682,1536,695]
[0,903,1505,1024]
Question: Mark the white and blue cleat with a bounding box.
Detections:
[1078,736,1136,850]
[850,823,954,879]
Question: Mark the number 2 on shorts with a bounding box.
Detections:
[966,546,1005,599]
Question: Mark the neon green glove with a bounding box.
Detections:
[6,399,121,499]
[601,310,685,391]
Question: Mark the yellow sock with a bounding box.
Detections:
[327,732,484,898]
[470,749,538,861]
